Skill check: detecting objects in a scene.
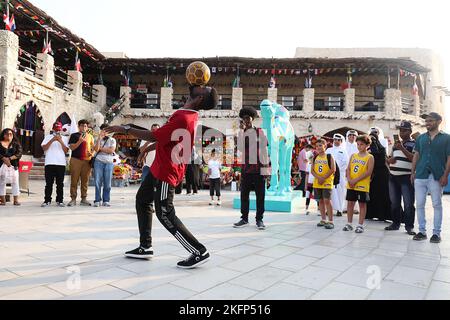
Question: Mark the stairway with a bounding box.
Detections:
[29,158,46,180]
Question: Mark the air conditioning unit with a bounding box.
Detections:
[282,96,294,107]
[327,97,341,111]
[146,93,159,105]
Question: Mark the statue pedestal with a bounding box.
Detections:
[233,191,303,213]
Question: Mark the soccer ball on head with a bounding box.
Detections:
[186,61,211,86]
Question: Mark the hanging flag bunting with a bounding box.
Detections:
[211,67,217,73]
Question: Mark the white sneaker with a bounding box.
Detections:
[216,200,221,206]
[93,202,101,208]
[41,202,50,208]
[209,201,214,206]
[103,202,111,207]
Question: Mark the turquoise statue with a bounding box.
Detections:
[261,100,295,196]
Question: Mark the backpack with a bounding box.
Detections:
[313,153,340,186]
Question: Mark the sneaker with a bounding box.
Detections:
[125,246,154,259]
[209,201,214,206]
[80,199,92,207]
[430,235,441,244]
[413,233,427,241]
[385,224,400,231]
[177,251,210,269]
[41,202,50,208]
[325,222,335,230]
[56,202,66,208]
[216,200,221,206]
[355,226,365,234]
[406,229,417,236]
[305,211,310,216]
[336,211,343,217]
[256,220,266,230]
[233,219,249,228]
[93,202,101,208]
[67,200,76,207]
[317,220,327,227]
[354,211,360,215]
[103,202,111,207]
[343,224,354,232]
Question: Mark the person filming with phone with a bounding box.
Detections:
[40,122,70,208]
[385,121,416,235]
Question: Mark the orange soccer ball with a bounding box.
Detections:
[186,61,211,86]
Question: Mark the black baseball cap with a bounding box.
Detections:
[421,112,443,121]
[397,121,412,130]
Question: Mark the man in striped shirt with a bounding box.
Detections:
[385,121,416,235]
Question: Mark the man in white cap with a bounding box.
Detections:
[327,134,348,216]
[345,130,358,160]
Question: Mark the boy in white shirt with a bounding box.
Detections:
[208,149,222,206]
[41,122,69,207]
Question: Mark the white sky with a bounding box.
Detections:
[30,0,450,128]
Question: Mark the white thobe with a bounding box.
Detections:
[327,146,349,213]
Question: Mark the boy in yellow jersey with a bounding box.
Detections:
[312,139,336,229]
[344,135,375,234]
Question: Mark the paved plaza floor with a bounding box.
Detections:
[0,181,449,300]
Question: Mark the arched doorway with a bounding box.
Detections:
[323,127,365,139]
[55,112,72,126]
[13,101,45,158]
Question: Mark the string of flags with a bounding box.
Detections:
[14,128,35,137]
[399,69,417,78]
[1,1,100,61]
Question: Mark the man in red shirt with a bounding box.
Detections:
[106,86,218,269]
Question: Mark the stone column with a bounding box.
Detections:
[0,30,19,79]
[344,88,355,113]
[160,87,173,112]
[36,53,55,86]
[120,86,132,112]
[0,31,19,128]
[303,88,315,113]
[413,95,421,117]
[67,70,83,98]
[232,87,243,112]
[92,84,107,109]
[384,89,402,118]
[268,88,277,103]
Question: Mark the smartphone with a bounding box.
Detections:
[82,132,86,139]
[393,134,400,143]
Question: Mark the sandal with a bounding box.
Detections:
[325,222,335,230]
[355,226,365,234]
[317,220,327,227]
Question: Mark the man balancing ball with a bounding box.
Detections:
[105,61,218,269]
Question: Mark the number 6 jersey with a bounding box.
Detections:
[347,153,373,192]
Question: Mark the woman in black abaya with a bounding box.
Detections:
[366,128,392,222]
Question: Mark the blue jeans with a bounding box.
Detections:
[415,174,444,236]
[142,166,150,182]
[389,175,415,230]
[94,160,114,203]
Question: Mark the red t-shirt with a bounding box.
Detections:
[150,109,199,186]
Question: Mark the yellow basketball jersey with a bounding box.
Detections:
[348,153,373,192]
[313,154,334,190]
